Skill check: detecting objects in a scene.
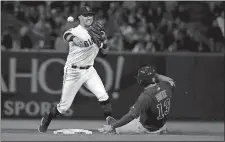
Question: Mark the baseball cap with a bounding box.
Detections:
[78,6,94,16]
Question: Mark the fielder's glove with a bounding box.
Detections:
[88,22,106,48]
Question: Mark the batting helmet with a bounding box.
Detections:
[135,65,156,87]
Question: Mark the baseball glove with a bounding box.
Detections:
[88,22,106,47]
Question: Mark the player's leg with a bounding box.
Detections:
[115,117,147,134]
[84,67,112,119]
[115,117,167,134]
[145,124,167,134]
[38,67,84,133]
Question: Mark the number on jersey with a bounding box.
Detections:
[156,98,171,120]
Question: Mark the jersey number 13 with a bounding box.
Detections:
[156,98,171,120]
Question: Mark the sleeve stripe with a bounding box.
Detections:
[63,33,73,41]
[63,28,73,42]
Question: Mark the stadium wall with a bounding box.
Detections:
[1,51,224,120]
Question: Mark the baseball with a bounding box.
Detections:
[67,16,74,22]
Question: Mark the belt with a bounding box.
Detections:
[71,65,91,69]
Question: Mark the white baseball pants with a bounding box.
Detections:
[115,117,167,134]
[57,65,109,114]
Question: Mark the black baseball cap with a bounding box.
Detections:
[78,6,94,16]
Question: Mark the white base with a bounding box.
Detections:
[53,129,92,135]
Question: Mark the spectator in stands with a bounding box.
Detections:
[167,42,178,52]
[175,4,189,22]
[120,21,137,50]
[146,8,155,25]
[15,4,28,23]
[34,40,45,49]
[171,28,184,51]
[105,7,121,37]
[216,10,224,37]
[27,6,39,25]
[20,26,32,49]
[123,1,136,11]
[108,33,124,51]
[151,34,162,51]
[33,15,52,38]
[155,6,164,25]
[182,30,199,52]
[3,1,14,14]
[207,20,224,52]
[54,33,68,52]
[1,1,224,53]
[145,40,156,52]
[1,26,13,50]
[132,40,146,53]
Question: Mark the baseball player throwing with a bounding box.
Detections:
[98,65,175,134]
[38,6,112,133]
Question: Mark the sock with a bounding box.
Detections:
[46,106,60,122]
[99,99,112,119]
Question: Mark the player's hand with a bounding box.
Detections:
[98,125,115,134]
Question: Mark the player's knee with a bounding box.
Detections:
[98,93,109,102]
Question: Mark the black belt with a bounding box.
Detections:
[71,65,91,69]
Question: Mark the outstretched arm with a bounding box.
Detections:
[111,111,134,129]
[98,109,135,134]
[63,30,84,47]
[111,93,148,129]
[99,93,150,134]
[156,73,172,82]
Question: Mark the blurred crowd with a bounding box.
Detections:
[1,1,225,53]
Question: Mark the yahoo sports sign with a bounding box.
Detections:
[1,54,115,97]
[1,51,166,118]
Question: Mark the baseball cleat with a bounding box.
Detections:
[106,116,116,125]
[38,116,50,133]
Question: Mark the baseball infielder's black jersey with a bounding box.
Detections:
[130,81,174,131]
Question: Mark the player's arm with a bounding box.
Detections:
[156,74,175,92]
[111,93,149,129]
[63,30,84,47]
[111,110,134,129]
[99,33,109,57]
[156,73,175,90]
[99,40,109,56]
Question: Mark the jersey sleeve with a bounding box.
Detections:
[129,93,152,118]
[163,80,175,92]
[63,28,73,42]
